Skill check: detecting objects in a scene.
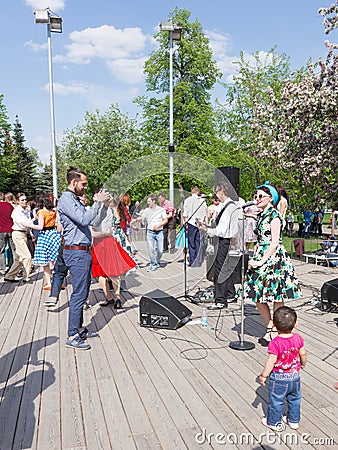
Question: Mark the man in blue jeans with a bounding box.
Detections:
[58,167,110,350]
[140,195,168,271]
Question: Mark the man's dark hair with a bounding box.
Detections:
[158,192,166,198]
[148,194,156,203]
[215,181,232,197]
[66,167,87,184]
[16,192,26,200]
[273,306,297,333]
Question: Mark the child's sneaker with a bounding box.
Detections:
[261,417,285,431]
[283,416,299,430]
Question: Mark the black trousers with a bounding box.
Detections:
[163,217,176,251]
[214,238,236,304]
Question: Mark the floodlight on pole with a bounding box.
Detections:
[159,21,182,205]
[34,8,62,200]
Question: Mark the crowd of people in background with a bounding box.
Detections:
[0,172,337,350]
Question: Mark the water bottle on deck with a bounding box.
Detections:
[201,306,208,327]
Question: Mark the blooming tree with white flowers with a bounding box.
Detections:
[250,4,338,205]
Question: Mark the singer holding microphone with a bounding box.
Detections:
[243,181,302,346]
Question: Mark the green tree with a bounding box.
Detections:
[10,116,40,198]
[135,8,222,192]
[0,95,17,192]
[215,48,296,197]
[35,163,53,195]
[59,104,143,196]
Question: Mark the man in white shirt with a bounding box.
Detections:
[140,195,168,271]
[199,181,240,308]
[5,193,40,283]
[183,186,207,267]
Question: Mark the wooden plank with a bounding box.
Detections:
[110,308,190,449]
[0,255,337,449]
[59,287,87,449]
[37,297,62,450]
[12,278,47,450]
[89,302,159,448]
[0,280,42,449]
[123,305,243,450]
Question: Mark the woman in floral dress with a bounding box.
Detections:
[243,182,302,346]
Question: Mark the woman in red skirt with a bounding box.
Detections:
[92,202,136,309]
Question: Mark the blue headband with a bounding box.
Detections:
[256,181,279,205]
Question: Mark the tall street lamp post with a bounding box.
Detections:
[34,8,62,200]
[159,21,182,205]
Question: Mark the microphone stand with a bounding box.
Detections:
[229,209,255,351]
[176,196,208,303]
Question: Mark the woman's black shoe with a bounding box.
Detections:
[114,299,122,309]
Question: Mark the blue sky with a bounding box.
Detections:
[0,0,329,163]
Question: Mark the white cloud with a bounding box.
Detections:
[207,30,237,80]
[24,0,65,11]
[24,39,47,52]
[57,25,148,62]
[106,57,146,84]
[242,51,274,67]
[42,81,98,96]
[207,30,233,58]
[54,25,149,84]
[207,30,275,83]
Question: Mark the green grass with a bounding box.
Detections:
[322,212,331,226]
[282,235,326,256]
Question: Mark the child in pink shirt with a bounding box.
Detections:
[258,306,307,431]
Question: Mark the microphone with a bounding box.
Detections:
[199,193,213,198]
[242,200,257,208]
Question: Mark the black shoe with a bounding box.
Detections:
[99,299,114,306]
[258,337,270,347]
[114,299,122,309]
[227,297,238,304]
[79,327,99,339]
[4,277,21,282]
[163,249,169,253]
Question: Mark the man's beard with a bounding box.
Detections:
[74,185,85,196]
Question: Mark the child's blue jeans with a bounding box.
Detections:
[267,372,301,426]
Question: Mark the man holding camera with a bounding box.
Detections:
[58,167,110,350]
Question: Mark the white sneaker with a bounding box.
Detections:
[261,417,285,431]
[44,297,58,307]
[283,416,299,429]
[208,303,226,310]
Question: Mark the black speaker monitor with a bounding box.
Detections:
[139,289,192,329]
[215,166,240,197]
[321,278,338,311]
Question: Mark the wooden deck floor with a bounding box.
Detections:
[0,240,337,450]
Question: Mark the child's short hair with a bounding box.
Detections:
[273,306,297,333]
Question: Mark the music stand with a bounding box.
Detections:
[176,196,208,303]
[229,212,255,351]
